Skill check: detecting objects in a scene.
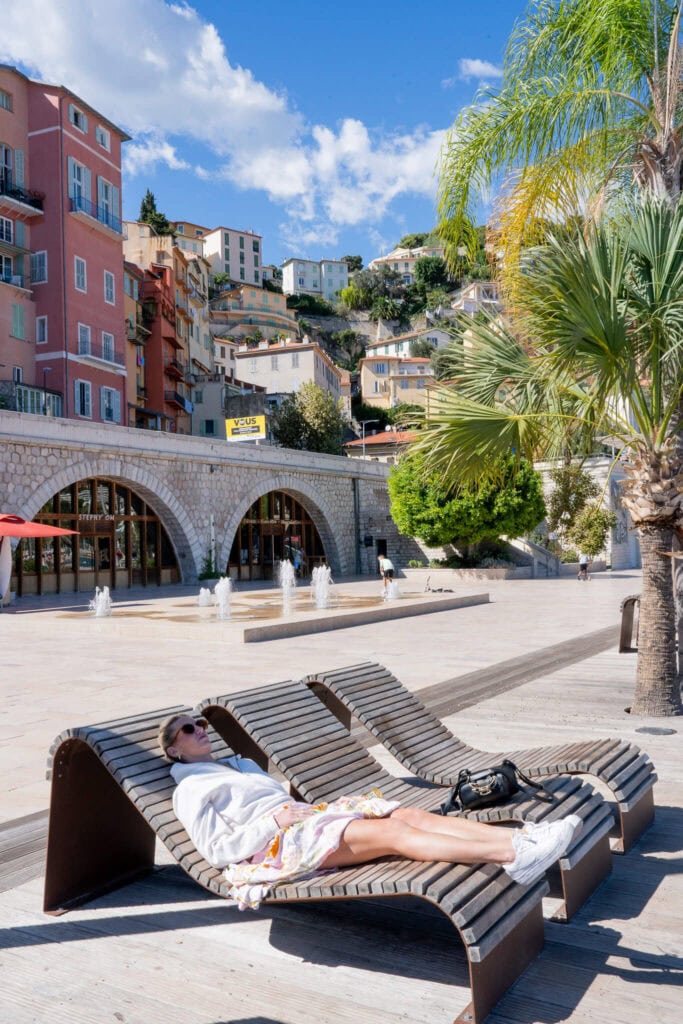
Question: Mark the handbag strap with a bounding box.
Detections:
[502,759,555,802]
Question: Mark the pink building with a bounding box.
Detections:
[0,65,129,422]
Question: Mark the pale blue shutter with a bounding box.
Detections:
[67,156,75,199]
[14,149,24,187]
[74,380,81,416]
[84,383,91,418]
[81,112,89,133]
[83,166,92,203]
[97,176,104,209]
[113,390,121,423]
[68,102,75,125]
[112,185,120,222]
[100,387,106,421]
[14,221,24,246]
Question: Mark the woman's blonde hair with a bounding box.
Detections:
[158,713,186,762]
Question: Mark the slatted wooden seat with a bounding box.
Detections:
[44,701,548,1024]
[303,661,656,853]
[197,680,614,925]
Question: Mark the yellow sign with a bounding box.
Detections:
[226,415,266,441]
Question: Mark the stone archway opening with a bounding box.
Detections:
[225,489,330,582]
[11,477,181,596]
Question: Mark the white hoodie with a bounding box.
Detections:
[170,757,291,868]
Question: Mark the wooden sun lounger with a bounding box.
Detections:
[43,702,548,1024]
[302,661,657,853]
[197,680,614,925]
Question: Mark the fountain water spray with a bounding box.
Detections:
[214,576,233,620]
[384,580,400,601]
[310,564,333,609]
[278,559,296,616]
[89,586,112,617]
[197,587,212,607]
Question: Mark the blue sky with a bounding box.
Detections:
[3,0,527,267]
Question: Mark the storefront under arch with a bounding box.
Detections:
[12,477,180,595]
[227,490,327,581]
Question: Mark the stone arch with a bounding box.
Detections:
[217,473,343,576]
[21,456,202,582]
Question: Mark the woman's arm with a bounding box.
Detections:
[187,799,283,868]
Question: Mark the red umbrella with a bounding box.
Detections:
[0,515,78,602]
[0,514,79,538]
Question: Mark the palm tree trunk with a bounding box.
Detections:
[631,525,682,716]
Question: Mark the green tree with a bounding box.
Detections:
[138,189,173,235]
[569,505,618,557]
[369,296,402,322]
[341,254,363,272]
[351,400,391,430]
[396,232,428,249]
[212,271,230,292]
[438,0,683,285]
[271,382,347,455]
[409,339,435,358]
[413,198,683,716]
[332,329,366,370]
[339,283,370,310]
[546,465,600,540]
[414,256,449,291]
[389,453,545,547]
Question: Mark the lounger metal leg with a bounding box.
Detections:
[550,834,612,923]
[457,899,545,1024]
[44,739,155,914]
[612,788,655,854]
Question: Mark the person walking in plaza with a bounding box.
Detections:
[377,553,395,591]
[160,713,582,911]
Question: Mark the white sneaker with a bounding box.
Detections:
[522,813,583,840]
[504,818,579,886]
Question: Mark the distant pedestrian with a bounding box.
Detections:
[577,553,591,581]
[377,554,394,590]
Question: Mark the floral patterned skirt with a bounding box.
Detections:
[224,793,400,910]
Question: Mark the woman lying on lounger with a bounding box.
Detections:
[159,713,581,910]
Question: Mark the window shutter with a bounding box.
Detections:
[68,102,75,124]
[97,176,104,208]
[67,156,75,199]
[100,387,107,421]
[14,149,24,187]
[74,379,81,416]
[83,166,92,203]
[14,221,24,247]
[112,185,120,220]
[113,390,121,423]
[82,112,89,133]
[84,383,91,418]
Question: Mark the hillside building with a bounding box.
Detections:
[359,353,433,409]
[281,257,348,301]
[202,225,262,288]
[368,244,445,286]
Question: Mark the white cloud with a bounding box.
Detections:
[0,0,445,249]
[457,58,504,81]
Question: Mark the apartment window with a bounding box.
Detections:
[249,358,257,372]
[176,224,184,234]
[195,229,203,237]
[194,389,203,404]
[239,236,244,249]
[254,272,259,284]
[252,239,259,253]
[400,379,409,390]
[104,270,115,304]
[102,332,115,362]
[224,262,230,274]
[271,355,278,370]
[78,323,91,355]
[30,251,47,284]
[36,315,48,344]
[291,352,299,368]
[373,381,379,393]
[220,345,226,359]
[204,333,210,351]
[253,255,259,268]
[374,362,387,374]
[68,104,89,132]
[74,379,92,417]
[223,231,230,247]
[239,267,245,281]
[74,256,87,292]
[298,276,305,287]
[239,252,245,264]
[100,386,120,422]
[201,419,215,436]
[13,366,23,384]
[97,177,119,226]
[0,216,12,243]
[0,254,11,282]
[95,125,110,151]
[11,303,24,339]
[0,89,12,112]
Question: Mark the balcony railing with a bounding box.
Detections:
[164,358,186,380]
[164,390,194,414]
[0,173,45,212]
[78,335,125,366]
[0,269,28,288]
[69,193,123,235]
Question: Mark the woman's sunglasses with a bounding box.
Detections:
[172,717,208,742]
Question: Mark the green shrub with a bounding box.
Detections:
[407,559,424,568]
[560,548,579,563]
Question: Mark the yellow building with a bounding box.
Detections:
[210,283,298,342]
[359,354,433,409]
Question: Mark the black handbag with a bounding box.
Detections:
[439,758,555,815]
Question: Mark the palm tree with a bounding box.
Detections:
[415,199,683,716]
[438,0,683,280]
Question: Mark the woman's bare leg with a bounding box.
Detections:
[321,816,515,870]
[390,806,515,840]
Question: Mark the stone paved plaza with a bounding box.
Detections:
[1,570,682,1024]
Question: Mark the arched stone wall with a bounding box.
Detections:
[216,473,343,575]
[20,457,201,581]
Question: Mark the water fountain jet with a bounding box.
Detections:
[89,586,112,617]
[310,564,333,609]
[214,576,233,620]
[197,587,212,607]
[278,559,296,616]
